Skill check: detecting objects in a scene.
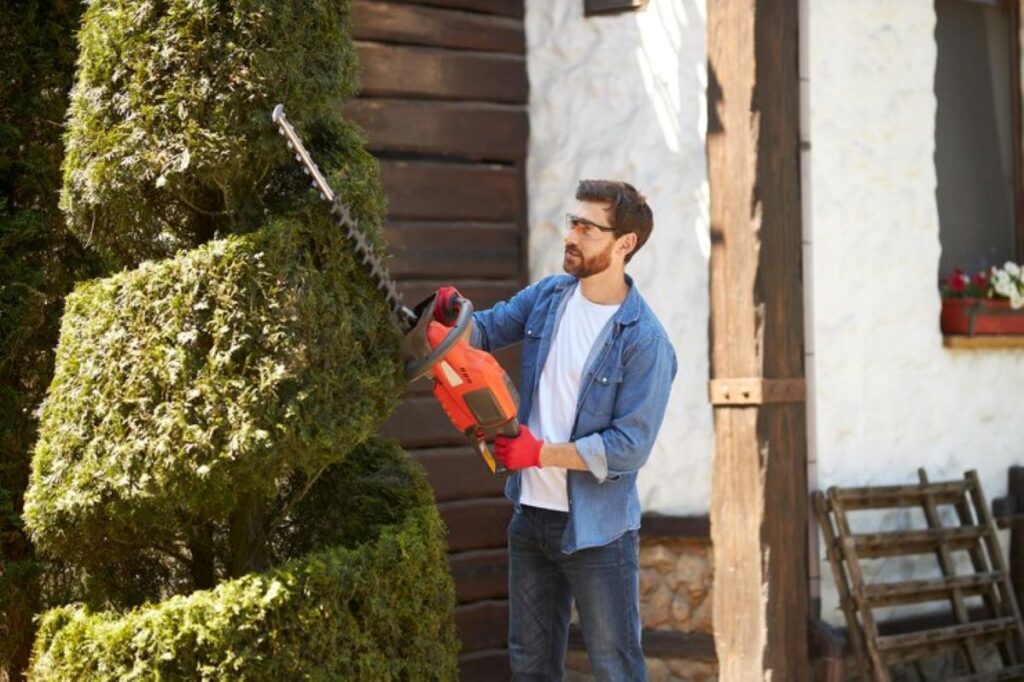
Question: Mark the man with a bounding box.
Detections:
[431,180,677,681]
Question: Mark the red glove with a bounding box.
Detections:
[494,425,543,470]
[432,286,462,326]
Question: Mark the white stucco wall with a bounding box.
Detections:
[806,0,1024,625]
[525,0,712,514]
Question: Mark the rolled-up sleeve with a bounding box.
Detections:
[576,334,677,482]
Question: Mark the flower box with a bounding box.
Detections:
[940,297,1024,335]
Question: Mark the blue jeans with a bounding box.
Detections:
[507,505,646,681]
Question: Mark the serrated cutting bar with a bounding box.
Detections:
[271,104,416,332]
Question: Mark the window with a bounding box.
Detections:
[935,0,1024,274]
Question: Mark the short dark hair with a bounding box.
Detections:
[575,180,653,263]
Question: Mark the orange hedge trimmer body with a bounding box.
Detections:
[272,104,517,474]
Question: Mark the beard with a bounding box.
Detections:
[563,241,614,279]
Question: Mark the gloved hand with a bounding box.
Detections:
[432,286,462,326]
[494,424,543,470]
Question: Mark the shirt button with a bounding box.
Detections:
[600,377,608,384]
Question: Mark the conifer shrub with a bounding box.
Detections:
[29,439,460,681]
[24,208,403,579]
[23,0,459,676]
[61,0,362,268]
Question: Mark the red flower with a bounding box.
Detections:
[950,270,967,293]
[975,271,988,288]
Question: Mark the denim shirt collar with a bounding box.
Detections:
[546,274,641,411]
[550,273,642,328]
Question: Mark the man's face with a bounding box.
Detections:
[563,201,617,279]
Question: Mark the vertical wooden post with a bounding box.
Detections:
[706,0,810,679]
[1008,467,1024,611]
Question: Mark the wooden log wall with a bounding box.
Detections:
[347,1,528,678]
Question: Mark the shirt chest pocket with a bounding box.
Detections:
[581,364,625,420]
[521,325,545,376]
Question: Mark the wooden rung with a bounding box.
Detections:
[831,480,970,510]
[948,663,1024,682]
[876,617,1018,653]
[862,572,1004,606]
[851,526,987,558]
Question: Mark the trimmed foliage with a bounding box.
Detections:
[61,0,362,268]
[24,209,404,579]
[29,439,460,681]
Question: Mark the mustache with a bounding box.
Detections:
[564,247,582,257]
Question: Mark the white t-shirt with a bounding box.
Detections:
[521,284,621,512]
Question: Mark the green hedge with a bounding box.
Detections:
[24,211,403,574]
[61,0,362,268]
[29,439,459,681]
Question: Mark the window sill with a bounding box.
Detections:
[943,335,1024,349]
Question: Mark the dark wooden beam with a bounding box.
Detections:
[379,160,521,222]
[640,514,710,539]
[707,0,809,679]
[343,99,527,162]
[437,497,513,552]
[356,42,527,103]
[351,1,524,54]
[384,0,523,19]
[456,600,509,652]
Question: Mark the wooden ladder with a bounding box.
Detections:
[813,469,1024,681]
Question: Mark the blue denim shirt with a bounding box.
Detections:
[470,273,677,553]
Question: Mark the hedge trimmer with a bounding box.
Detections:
[271,104,518,474]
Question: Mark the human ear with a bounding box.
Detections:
[618,233,637,256]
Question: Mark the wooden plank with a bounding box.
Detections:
[876,617,1017,654]
[831,492,890,681]
[458,649,511,682]
[438,497,512,552]
[344,99,527,161]
[356,42,527,103]
[863,573,1004,607]
[965,470,1024,658]
[414,447,507,501]
[850,526,987,558]
[456,600,509,652]
[944,335,1024,349]
[918,470,983,672]
[352,1,524,54]
[952,491,1018,667]
[384,221,520,280]
[813,493,872,682]
[831,480,970,509]
[449,548,508,602]
[950,663,1024,682]
[640,514,710,539]
[385,0,522,19]
[379,160,520,221]
[707,0,809,679]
